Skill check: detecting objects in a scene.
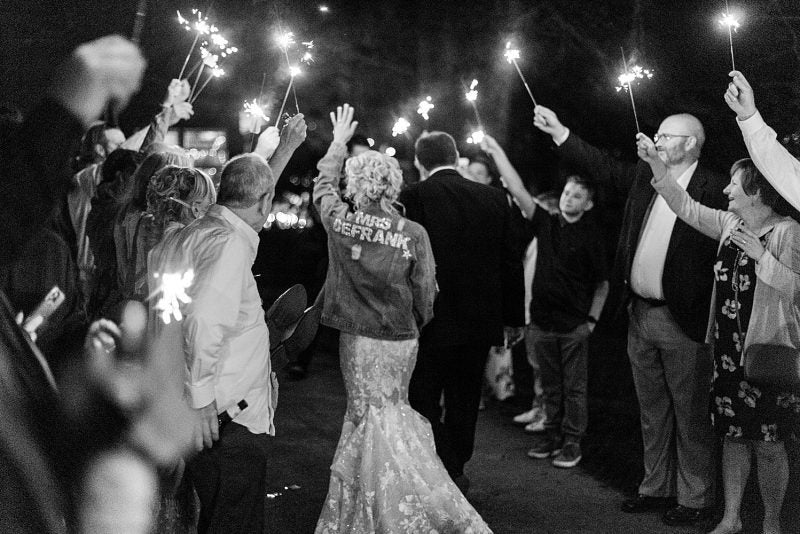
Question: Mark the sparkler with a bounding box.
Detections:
[275,30,310,114]
[616,48,653,133]
[152,270,194,325]
[188,46,218,101]
[466,130,485,144]
[504,42,538,107]
[417,96,434,121]
[176,9,218,81]
[189,66,225,103]
[392,118,411,137]
[464,79,483,129]
[718,1,741,71]
[275,67,300,129]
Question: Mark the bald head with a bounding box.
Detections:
[655,114,706,166]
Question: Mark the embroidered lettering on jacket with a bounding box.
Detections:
[332,213,413,259]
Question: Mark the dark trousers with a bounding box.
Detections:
[409,342,489,478]
[529,323,589,441]
[186,422,270,534]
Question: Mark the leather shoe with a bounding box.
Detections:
[662,504,712,526]
[620,494,675,513]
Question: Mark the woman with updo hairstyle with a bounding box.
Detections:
[343,147,404,213]
[114,150,192,300]
[313,105,491,533]
[131,166,215,300]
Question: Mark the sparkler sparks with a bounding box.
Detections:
[465,79,478,102]
[616,47,653,133]
[466,130,485,144]
[392,118,411,137]
[615,65,653,92]
[718,2,741,70]
[417,96,434,121]
[244,99,269,122]
[153,270,194,324]
[277,31,296,50]
[289,65,302,77]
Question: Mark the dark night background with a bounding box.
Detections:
[3,1,800,529]
[3,0,800,190]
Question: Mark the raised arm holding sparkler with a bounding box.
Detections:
[725,70,800,211]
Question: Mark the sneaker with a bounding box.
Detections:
[524,411,546,433]
[552,441,582,468]
[527,435,563,459]
[513,406,543,425]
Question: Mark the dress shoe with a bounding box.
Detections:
[662,504,713,526]
[620,494,676,513]
[513,406,543,425]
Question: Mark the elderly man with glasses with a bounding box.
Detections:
[533,106,728,526]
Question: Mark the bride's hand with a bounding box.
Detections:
[330,104,358,146]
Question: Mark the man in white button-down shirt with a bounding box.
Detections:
[150,115,306,532]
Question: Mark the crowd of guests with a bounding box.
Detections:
[1,31,799,534]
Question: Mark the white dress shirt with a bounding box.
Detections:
[148,204,276,435]
[630,162,697,300]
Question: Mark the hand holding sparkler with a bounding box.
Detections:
[532,105,569,142]
[331,105,358,145]
[254,127,281,159]
[266,114,307,180]
[636,132,667,179]
[165,79,191,106]
[725,70,757,120]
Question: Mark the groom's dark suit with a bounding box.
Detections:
[399,168,524,479]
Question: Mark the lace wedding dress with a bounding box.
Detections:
[315,333,493,534]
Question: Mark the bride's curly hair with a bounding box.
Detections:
[146,166,216,233]
[344,150,403,213]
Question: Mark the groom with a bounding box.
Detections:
[399,131,524,491]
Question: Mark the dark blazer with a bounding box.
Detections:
[557,134,728,343]
[398,169,524,346]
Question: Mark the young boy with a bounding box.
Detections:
[481,135,609,468]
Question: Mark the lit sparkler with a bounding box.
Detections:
[504,42,538,107]
[465,79,478,102]
[465,79,483,129]
[466,130,485,144]
[392,118,411,137]
[152,270,194,325]
[417,96,434,121]
[189,66,225,103]
[718,1,741,71]
[275,30,313,115]
[616,48,653,133]
[176,9,218,80]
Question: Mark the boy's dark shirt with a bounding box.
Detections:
[529,208,608,332]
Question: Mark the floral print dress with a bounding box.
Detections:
[315,333,492,534]
[711,232,797,441]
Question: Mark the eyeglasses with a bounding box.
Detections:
[653,133,693,143]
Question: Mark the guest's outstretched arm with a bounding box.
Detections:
[726,71,800,212]
[265,114,307,181]
[637,134,734,241]
[481,134,536,219]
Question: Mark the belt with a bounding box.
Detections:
[632,293,667,307]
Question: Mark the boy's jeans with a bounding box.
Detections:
[528,322,589,441]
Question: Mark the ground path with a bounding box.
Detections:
[259,350,727,534]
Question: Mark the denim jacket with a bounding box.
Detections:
[314,142,436,340]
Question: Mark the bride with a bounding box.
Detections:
[313,104,492,533]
